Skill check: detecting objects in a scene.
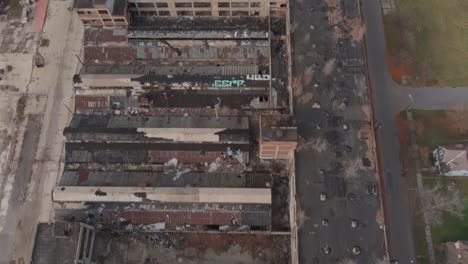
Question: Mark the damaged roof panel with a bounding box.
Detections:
[58,170,271,188]
[128,17,268,40]
[84,45,268,64]
[65,142,250,164]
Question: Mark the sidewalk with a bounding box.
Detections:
[406,110,436,264]
[0,0,83,262]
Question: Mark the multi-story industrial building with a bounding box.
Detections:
[73,0,288,26]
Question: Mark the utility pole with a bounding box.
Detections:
[75,54,84,67]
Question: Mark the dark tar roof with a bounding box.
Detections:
[262,127,297,142]
[261,115,297,141]
[65,142,249,164]
[67,114,249,129]
[73,0,93,8]
[58,170,271,188]
[32,223,80,264]
[111,0,125,16]
[81,64,265,76]
[146,89,269,108]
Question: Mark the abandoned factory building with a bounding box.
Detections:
[32,1,296,263]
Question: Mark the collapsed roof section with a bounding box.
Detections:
[73,91,270,113]
[64,115,249,142]
[55,202,272,229]
[74,64,270,89]
[83,27,269,65]
[65,141,250,164]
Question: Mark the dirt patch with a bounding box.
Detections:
[296,200,309,229]
[297,137,329,152]
[325,0,342,26]
[343,158,362,178]
[322,58,336,76]
[297,92,313,105]
[292,66,313,97]
[375,209,384,226]
[347,17,365,43]
[15,94,26,123]
[360,104,372,121]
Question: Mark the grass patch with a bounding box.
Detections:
[397,109,468,261]
[424,177,468,244]
[406,109,468,147]
[8,0,23,18]
[383,0,468,86]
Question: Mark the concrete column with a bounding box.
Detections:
[211,0,219,16]
[168,0,177,16]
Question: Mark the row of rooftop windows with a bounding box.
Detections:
[82,18,127,24]
[137,9,260,16]
[129,2,262,8]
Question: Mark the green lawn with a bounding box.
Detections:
[424,177,468,244]
[384,0,468,86]
[405,110,468,147]
[398,110,468,261]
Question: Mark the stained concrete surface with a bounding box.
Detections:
[290,0,385,262]
[0,0,83,262]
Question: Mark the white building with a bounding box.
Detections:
[433,145,468,176]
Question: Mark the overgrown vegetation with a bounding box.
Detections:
[8,0,22,18]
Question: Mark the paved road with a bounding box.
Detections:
[362,0,468,262]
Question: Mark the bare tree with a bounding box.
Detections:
[445,104,468,135]
[420,183,465,226]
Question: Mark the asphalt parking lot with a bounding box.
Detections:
[290,0,386,262]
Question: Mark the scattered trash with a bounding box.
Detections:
[165,158,178,168]
[97,204,106,214]
[352,246,361,255]
[322,245,331,255]
[34,53,45,67]
[219,225,229,231]
[208,157,221,172]
[321,218,329,227]
[233,149,245,166]
[312,102,321,109]
[141,222,166,231]
[173,167,191,181]
[320,192,327,201]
